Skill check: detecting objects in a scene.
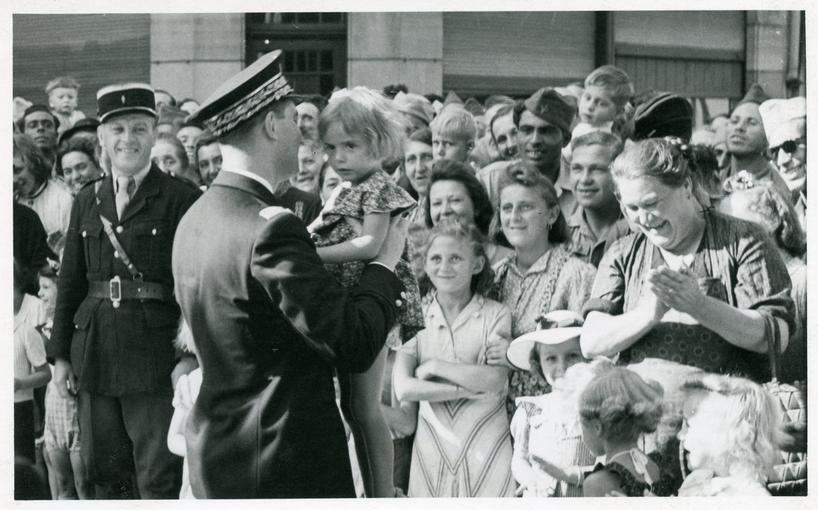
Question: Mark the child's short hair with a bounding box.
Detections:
[319,86,405,162]
[681,374,783,480]
[584,65,634,110]
[422,217,494,296]
[579,366,664,444]
[45,76,80,95]
[570,130,624,158]
[429,106,477,143]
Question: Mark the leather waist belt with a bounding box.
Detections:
[88,277,171,306]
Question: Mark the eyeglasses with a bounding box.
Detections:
[777,139,806,155]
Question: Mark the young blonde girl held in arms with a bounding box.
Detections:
[505,311,597,497]
[677,374,782,496]
[308,87,423,497]
[393,219,515,497]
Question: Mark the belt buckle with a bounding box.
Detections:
[109,275,122,309]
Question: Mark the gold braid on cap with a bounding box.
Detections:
[204,72,294,137]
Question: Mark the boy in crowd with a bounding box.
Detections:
[429,105,476,164]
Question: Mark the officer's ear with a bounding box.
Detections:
[262,109,278,141]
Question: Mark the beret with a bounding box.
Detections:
[58,117,100,145]
[759,97,806,149]
[633,92,693,141]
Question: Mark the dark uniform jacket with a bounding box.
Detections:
[172,170,402,498]
[49,165,200,396]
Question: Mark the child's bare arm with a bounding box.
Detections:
[167,408,188,457]
[14,363,51,392]
[317,212,390,264]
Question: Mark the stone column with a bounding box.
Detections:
[150,13,245,103]
[745,11,790,98]
[347,12,443,95]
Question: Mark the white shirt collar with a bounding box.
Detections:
[221,168,276,196]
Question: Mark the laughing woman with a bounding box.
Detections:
[580,138,794,382]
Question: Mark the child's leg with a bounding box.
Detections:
[44,448,77,499]
[43,448,59,499]
[339,347,395,497]
[69,449,94,499]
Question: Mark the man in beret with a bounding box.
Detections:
[722,84,792,205]
[19,104,60,168]
[50,82,201,498]
[173,49,407,498]
[476,87,577,214]
[759,96,807,213]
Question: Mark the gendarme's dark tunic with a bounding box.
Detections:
[172,170,402,498]
[49,165,201,395]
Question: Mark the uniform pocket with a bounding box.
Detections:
[132,220,170,269]
[79,222,103,273]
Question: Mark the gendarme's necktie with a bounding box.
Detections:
[115,176,135,220]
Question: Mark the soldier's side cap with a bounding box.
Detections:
[188,50,294,138]
[523,88,576,137]
[97,83,156,122]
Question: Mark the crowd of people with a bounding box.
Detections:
[12,49,807,500]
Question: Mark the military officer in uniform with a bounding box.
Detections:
[172,50,407,498]
[49,83,201,498]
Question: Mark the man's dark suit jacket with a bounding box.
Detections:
[172,170,402,498]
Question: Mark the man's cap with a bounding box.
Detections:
[632,92,693,141]
[58,117,100,145]
[522,87,576,136]
[393,91,435,126]
[759,97,806,149]
[736,83,770,107]
[506,310,584,371]
[188,50,294,138]
[443,90,464,107]
[97,83,157,122]
[463,97,486,117]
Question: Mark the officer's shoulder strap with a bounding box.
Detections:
[258,205,294,221]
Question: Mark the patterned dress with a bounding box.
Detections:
[400,294,516,497]
[583,209,794,382]
[491,244,597,416]
[309,170,424,343]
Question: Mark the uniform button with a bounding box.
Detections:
[114,251,120,258]
[82,231,87,238]
[116,226,124,234]
[152,228,157,235]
